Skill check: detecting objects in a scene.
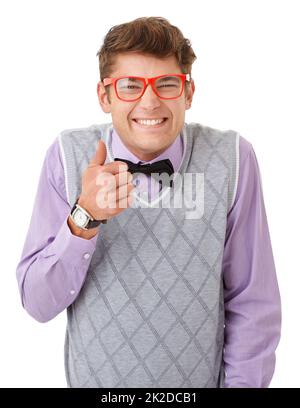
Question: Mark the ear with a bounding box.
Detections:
[97,81,111,113]
[185,78,195,110]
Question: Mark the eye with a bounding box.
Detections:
[155,76,181,89]
[157,83,177,88]
[125,85,141,89]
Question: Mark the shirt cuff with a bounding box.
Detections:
[43,214,99,265]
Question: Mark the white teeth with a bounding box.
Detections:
[135,119,165,126]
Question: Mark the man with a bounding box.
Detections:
[16,17,281,388]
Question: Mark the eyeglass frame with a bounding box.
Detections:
[102,73,191,102]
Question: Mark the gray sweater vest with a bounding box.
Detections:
[59,122,239,388]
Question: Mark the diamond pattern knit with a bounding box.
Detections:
[59,122,238,388]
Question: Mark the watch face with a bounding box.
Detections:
[73,208,88,227]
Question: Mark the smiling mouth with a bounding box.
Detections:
[132,118,168,127]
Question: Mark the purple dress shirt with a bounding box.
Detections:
[16,126,281,387]
[111,128,184,200]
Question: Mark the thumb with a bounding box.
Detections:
[89,140,107,167]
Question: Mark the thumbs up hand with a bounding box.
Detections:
[76,140,135,224]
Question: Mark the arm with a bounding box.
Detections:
[222,136,281,387]
[16,137,100,323]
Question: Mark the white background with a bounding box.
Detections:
[0,0,299,388]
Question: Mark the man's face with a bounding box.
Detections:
[97,52,195,161]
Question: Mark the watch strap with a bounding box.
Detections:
[71,198,107,229]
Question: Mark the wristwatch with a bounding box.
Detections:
[70,198,107,230]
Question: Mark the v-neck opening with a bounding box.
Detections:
[104,123,192,208]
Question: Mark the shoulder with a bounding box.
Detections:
[184,121,240,149]
[184,122,257,213]
[238,133,254,164]
[41,136,67,201]
[184,121,254,159]
[58,122,112,146]
[57,123,113,167]
[229,132,264,214]
[43,123,111,200]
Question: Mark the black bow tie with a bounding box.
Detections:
[114,157,174,187]
[114,157,174,176]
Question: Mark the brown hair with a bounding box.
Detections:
[96,16,197,98]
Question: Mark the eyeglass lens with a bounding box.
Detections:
[116,76,183,100]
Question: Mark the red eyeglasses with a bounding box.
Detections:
[102,73,191,101]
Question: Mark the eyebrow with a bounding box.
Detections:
[124,75,178,81]
[126,77,141,82]
[156,76,179,81]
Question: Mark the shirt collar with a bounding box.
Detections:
[111,127,183,172]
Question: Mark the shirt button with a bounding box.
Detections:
[83,253,90,260]
[70,290,75,295]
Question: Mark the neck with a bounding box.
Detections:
[124,144,170,162]
[131,150,166,162]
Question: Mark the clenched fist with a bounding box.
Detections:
[68,139,135,239]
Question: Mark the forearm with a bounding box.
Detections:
[223,293,281,388]
[18,215,98,322]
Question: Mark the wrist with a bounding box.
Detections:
[77,196,107,223]
[67,215,99,240]
[77,195,93,215]
[70,196,107,231]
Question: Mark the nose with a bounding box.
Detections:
[138,82,161,109]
